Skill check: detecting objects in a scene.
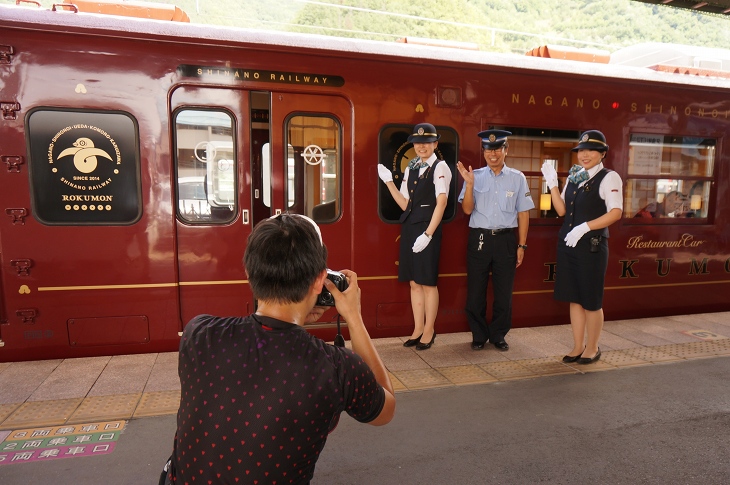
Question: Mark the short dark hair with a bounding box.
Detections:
[244,214,328,303]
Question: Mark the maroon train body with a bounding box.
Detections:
[1,3,729,362]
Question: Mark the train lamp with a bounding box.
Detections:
[540,193,552,217]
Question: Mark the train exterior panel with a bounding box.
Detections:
[1,4,729,362]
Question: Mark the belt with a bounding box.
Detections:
[473,228,513,236]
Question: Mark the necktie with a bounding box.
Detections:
[407,157,428,170]
[568,164,589,185]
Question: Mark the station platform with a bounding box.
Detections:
[1,311,730,431]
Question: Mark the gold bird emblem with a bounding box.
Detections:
[57,137,113,173]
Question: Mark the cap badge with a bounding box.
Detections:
[581,134,589,142]
[417,127,425,135]
[488,134,496,142]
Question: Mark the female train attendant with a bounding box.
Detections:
[541,130,623,364]
[378,123,452,350]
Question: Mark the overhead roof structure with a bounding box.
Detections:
[632,0,730,16]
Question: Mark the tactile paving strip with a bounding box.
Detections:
[1,398,83,429]
[478,361,537,380]
[390,368,452,390]
[710,339,730,355]
[436,365,498,386]
[620,346,683,363]
[133,390,181,418]
[659,341,722,359]
[68,393,142,423]
[518,358,580,376]
[599,350,650,367]
[388,372,407,392]
[0,403,21,428]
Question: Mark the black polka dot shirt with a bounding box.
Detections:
[169,314,386,484]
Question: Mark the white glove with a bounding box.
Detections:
[564,222,590,247]
[377,164,393,183]
[541,162,558,190]
[412,233,431,253]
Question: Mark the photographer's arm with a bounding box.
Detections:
[324,272,396,426]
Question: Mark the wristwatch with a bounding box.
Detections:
[517,244,527,250]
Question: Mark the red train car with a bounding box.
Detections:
[1,3,730,362]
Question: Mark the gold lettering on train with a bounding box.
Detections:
[515,94,728,119]
[620,260,639,279]
[689,258,710,275]
[626,234,705,249]
[182,65,343,87]
[656,258,672,277]
[543,262,557,282]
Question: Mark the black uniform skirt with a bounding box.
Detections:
[398,221,442,286]
[554,236,608,311]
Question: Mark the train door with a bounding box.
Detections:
[266,93,353,272]
[170,86,253,325]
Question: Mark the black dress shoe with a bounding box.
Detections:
[403,334,423,348]
[562,348,585,363]
[577,348,601,364]
[471,341,486,350]
[416,332,436,350]
[493,340,509,351]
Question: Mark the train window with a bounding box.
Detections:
[26,108,142,225]
[377,124,458,223]
[285,115,341,223]
[624,134,715,221]
[499,127,580,221]
[174,109,237,223]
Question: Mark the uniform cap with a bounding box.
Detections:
[407,123,440,143]
[478,129,511,149]
[572,130,609,152]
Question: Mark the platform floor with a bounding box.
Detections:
[1,311,730,430]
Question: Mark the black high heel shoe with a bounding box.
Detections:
[403,334,422,348]
[416,332,436,350]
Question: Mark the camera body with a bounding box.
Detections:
[316,269,348,306]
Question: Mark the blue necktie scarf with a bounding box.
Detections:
[407,157,429,170]
[568,164,589,185]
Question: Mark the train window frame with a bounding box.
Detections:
[377,124,459,224]
[623,133,715,224]
[495,127,581,224]
[173,108,238,224]
[25,107,143,226]
[283,112,343,224]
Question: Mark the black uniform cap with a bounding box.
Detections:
[478,129,511,149]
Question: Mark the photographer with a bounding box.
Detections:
[162,214,396,485]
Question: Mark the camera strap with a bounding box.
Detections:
[333,314,345,347]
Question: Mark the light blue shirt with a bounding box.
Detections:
[458,164,535,229]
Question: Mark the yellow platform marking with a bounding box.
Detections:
[68,394,142,424]
[479,361,536,380]
[1,399,83,430]
[436,365,498,385]
[391,368,452,390]
[133,390,181,418]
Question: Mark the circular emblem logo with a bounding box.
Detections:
[581,134,589,142]
[47,123,121,212]
[417,127,425,136]
[488,134,496,142]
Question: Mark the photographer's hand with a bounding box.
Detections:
[324,269,361,321]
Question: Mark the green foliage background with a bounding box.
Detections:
[3,0,729,53]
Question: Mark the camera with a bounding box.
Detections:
[316,269,348,306]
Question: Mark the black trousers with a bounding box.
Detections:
[465,228,517,343]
